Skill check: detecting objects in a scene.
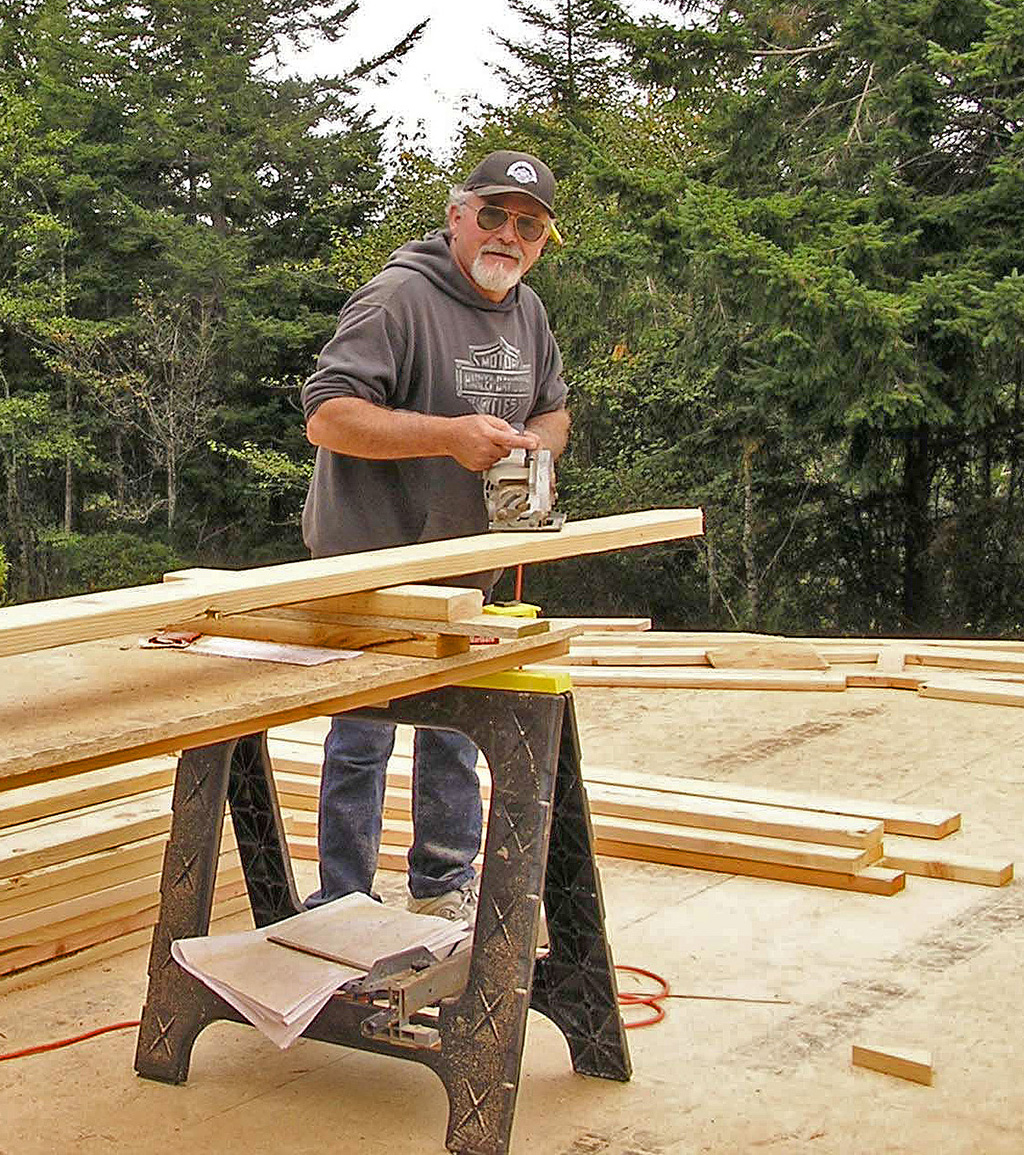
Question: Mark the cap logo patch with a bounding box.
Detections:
[506,161,538,185]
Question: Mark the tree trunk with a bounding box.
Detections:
[63,377,73,533]
[741,439,759,627]
[900,426,932,630]
[167,444,177,531]
[706,516,716,616]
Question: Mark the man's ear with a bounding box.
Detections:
[447,201,461,234]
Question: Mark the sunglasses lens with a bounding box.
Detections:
[476,206,508,231]
[516,216,546,242]
[475,204,547,242]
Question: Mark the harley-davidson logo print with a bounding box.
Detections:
[454,337,532,421]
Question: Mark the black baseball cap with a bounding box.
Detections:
[462,150,557,217]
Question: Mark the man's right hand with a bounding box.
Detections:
[445,414,541,471]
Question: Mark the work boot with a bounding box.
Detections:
[407,877,479,927]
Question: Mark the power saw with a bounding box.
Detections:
[484,447,565,532]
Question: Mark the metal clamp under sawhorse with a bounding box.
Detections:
[134,685,631,1155]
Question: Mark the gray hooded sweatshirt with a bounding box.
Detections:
[300,230,567,584]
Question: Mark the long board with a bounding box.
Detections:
[0,509,703,659]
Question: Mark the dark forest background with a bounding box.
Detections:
[2,0,1022,636]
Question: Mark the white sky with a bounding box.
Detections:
[288,0,673,160]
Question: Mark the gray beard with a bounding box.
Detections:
[471,248,524,295]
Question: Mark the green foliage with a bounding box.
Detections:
[36,530,184,597]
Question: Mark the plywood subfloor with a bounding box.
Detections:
[2,685,1023,1155]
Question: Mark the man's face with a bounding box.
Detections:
[448,192,551,302]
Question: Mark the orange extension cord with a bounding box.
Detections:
[0,965,674,1061]
[0,1020,142,1062]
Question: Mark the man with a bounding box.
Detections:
[300,150,570,922]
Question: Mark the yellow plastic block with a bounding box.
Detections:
[460,668,572,694]
[481,601,542,619]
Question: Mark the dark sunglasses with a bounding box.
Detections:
[475,204,549,243]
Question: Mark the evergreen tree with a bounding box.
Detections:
[493,0,628,120]
[598,0,1024,631]
[0,0,425,595]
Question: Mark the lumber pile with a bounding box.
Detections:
[531,629,1024,706]
[266,716,1011,897]
[0,762,247,978]
[0,509,702,660]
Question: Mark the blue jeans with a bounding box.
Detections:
[305,715,483,905]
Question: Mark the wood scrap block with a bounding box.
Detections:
[706,641,829,671]
[879,843,1013,886]
[852,1043,933,1085]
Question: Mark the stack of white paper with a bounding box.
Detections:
[266,892,469,966]
[172,893,470,1049]
[172,927,361,1048]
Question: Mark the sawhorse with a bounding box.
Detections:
[134,685,631,1155]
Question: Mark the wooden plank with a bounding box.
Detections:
[281,584,485,622]
[905,648,1024,673]
[578,766,961,839]
[879,843,1013,886]
[367,774,882,850]
[536,666,848,691]
[0,628,573,786]
[0,826,237,921]
[272,741,956,843]
[548,646,710,667]
[288,811,880,875]
[540,617,653,633]
[0,509,703,659]
[223,606,552,640]
[918,678,1024,708]
[845,671,927,690]
[0,895,249,990]
[167,610,471,657]
[594,840,905,895]
[852,1043,933,1085]
[166,574,488,624]
[0,879,249,977]
[0,837,167,920]
[706,641,829,671]
[285,828,902,897]
[0,856,242,941]
[0,789,174,879]
[0,757,176,830]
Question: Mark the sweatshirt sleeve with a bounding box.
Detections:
[528,298,568,417]
[300,301,407,422]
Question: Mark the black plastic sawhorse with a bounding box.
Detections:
[134,685,631,1155]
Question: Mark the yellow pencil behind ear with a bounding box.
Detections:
[549,221,564,245]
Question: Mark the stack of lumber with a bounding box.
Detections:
[0,759,247,978]
[531,630,1024,707]
[266,717,1012,897]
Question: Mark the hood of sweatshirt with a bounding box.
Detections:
[384,229,522,313]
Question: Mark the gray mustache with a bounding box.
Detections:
[480,244,522,260]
